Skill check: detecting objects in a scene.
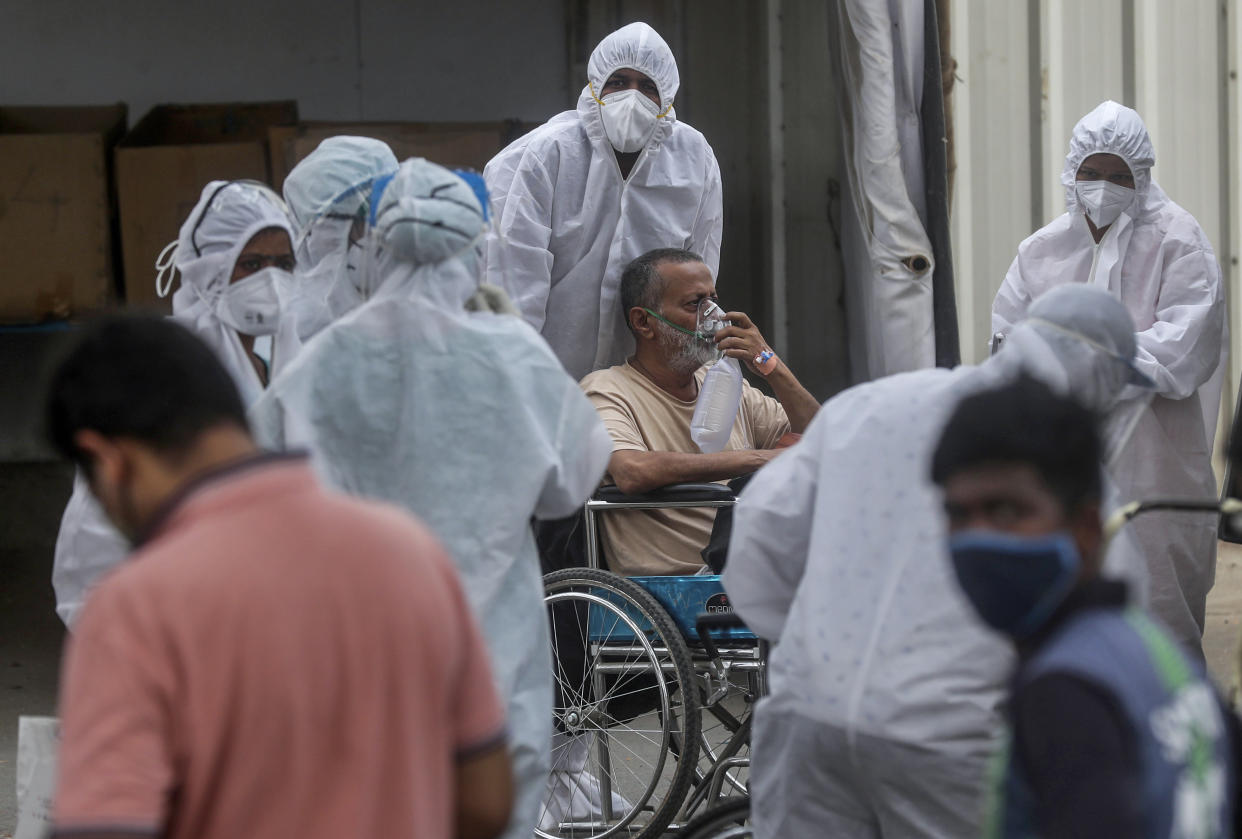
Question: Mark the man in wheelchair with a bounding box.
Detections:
[578,247,821,575]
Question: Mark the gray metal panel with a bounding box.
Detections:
[1037,0,1128,222]
[0,0,568,123]
[949,0,1037,363]
[779,0,851,397]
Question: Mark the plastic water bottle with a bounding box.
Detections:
[691,355,743,453]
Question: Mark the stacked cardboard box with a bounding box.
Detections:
[0,105,127,324]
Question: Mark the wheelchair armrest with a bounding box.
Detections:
[593,482,736,504]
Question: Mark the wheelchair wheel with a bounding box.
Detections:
[676,796,751,838]
[540,568,701,839]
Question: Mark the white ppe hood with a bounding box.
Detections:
[283,136,400,332]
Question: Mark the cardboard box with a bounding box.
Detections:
[0,105,127,324]
[268,120,534,192]
[115,102,298,310]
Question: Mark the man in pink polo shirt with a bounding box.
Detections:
[44,315,512,839]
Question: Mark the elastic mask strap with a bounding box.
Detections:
[154,240,180,298]
[588,79,674,117]
[642,307,704,339]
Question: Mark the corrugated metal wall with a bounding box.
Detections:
[950,0,1237,425]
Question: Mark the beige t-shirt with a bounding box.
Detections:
[580,361,790,575]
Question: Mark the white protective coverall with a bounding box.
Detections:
[483,21,723,380]
[723,284,1150,839]
[52,181,297,626]
[283,135,399,331]
[993,101,1226,653]
[250,158,614,839]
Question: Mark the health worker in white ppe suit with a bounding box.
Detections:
[250,158,614,839]
[52,180,299,626]
[723,284,1153,839]
[483,21,723,380]
[282,135,399,332]
[993,100,1226,657]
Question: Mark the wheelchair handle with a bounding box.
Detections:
[696,611,747,663]
[1105,496,1242,541]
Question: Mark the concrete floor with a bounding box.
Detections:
[2,460,1241,836]
[1206,542,1242,699]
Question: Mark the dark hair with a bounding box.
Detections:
[930,374,1103,513]
[619,248,703,335]
[45,315,249,474]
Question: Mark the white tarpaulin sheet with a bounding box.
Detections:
[835,0,937,379]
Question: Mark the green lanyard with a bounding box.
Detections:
[1126,609,1219,833]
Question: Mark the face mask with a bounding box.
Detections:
[948,530,1081,639]
[598,89,662,153]
[642,299,727,342]
[1076,179,1135,228]
[216,266,288,336]
[696,298,729,339]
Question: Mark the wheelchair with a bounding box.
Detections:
[537,483,764,839]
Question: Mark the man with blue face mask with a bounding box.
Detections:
[932,375,1241,838]
[483,22,723,381]
[993,101,1227,658]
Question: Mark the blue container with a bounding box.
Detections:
[586,575,755,643]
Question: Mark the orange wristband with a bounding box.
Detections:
[754,349,779,376]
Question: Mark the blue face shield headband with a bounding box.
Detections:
[367,172,397,227]
[451,169,491,223]
[948,530,1081,639]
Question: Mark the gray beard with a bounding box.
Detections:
[657,322,718,375]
